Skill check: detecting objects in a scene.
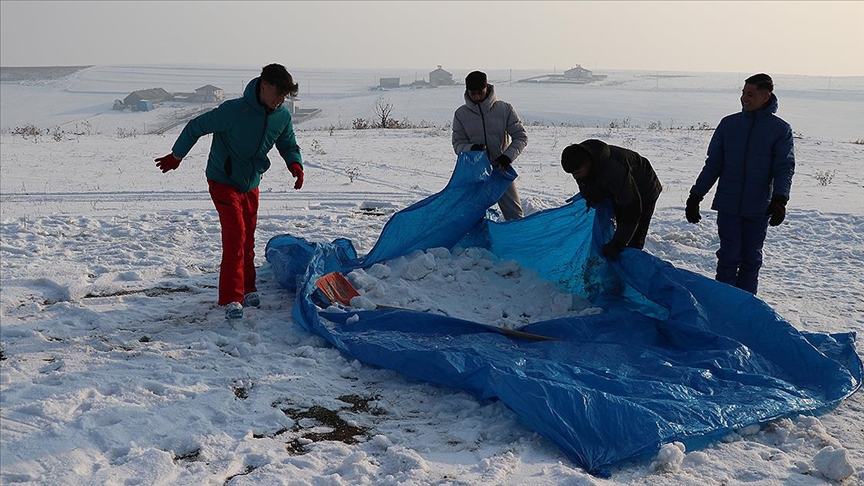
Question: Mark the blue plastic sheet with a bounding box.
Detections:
[265,151,861,475]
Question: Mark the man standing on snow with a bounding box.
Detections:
[561,140,663,260]
[452,70,528,220]
[154,63,304,319]
[685,73,795,295]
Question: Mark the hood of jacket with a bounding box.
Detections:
[243,77,269,115]
[463,84,499,114]
[576,139,611,166]
[743,93,779,118]
[574,139,612,182]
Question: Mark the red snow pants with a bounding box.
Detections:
[208,179,259,306]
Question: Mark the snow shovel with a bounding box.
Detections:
[314,271,558,342]
[316,271,361,306]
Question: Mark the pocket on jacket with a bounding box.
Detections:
[224,155,233,176]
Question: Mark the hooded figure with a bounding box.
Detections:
[685,73,795,295]
[561,139,663,259]
[452,71,528,220]
[155,63,304,319]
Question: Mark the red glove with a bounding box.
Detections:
[155,153,181,173]
[288,162,304,189]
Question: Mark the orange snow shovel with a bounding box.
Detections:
[314,271,558,342]
[316,271,361,306]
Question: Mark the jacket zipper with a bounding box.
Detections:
[246,112,269,192]
[478,104,489,162]
[738,114,757,213]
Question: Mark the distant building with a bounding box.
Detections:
[564,65,593,80]
[379,77,400,89]
[429,65,453,86]
[123,88,172,107]
[515,64,606,85]
[284,97,322,123]
[136,100,154,112]
[195,85,224,102]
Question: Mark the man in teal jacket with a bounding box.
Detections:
[155,63,304,319]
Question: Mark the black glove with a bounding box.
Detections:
[685,194,702,224]
[601,240,626,260]
[766,195,787,226]
[470,144,486,151]
[493,154,512,172]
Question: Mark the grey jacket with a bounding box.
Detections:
[452,84,528,163]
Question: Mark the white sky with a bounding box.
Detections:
[1,1,863,77]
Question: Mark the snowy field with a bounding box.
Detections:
[1,65,862,485]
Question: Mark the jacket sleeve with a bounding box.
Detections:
[502,104,528,162]
[770,124,795,200]
[275,115,302,167]
[451,111,471,155]
[608,162,643,245]
[691,121,726,197]
[171,103,235,159]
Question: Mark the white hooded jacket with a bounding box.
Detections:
[452,84,528,163]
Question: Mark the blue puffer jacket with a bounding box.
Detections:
[172,77,302,193]
[691,94,795,217]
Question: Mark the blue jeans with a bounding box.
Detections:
[715,212,770,294]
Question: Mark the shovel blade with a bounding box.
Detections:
[316,271,360,306]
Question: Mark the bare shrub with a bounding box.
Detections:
[309,139,326,155]
[13,124,42,138]
[814,170,835,186]
[346,167,361,183]
[115,127,138,139]
[374,97,395,128]
[352,118,370,130]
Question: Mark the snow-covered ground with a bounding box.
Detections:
[1,65,862,485]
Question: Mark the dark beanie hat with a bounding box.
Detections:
[465,71,487,91]
[561,143,593,173]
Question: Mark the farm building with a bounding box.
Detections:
[564,65,594,80]
[123,88,172,107]
[379,78,400,89]
[195,85,224,102]
[429,66,454,86]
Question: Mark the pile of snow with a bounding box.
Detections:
[813,446,856,481]
[337,246,602,329]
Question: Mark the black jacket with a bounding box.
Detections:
[575,139,663,245]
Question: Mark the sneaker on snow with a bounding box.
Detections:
[243,292,260,308]
[225,302,243,319]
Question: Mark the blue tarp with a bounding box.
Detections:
[265,151,861,475]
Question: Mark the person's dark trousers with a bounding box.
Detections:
[715,211,770,294]
[208,179,259,306]
[626,196,658,250]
